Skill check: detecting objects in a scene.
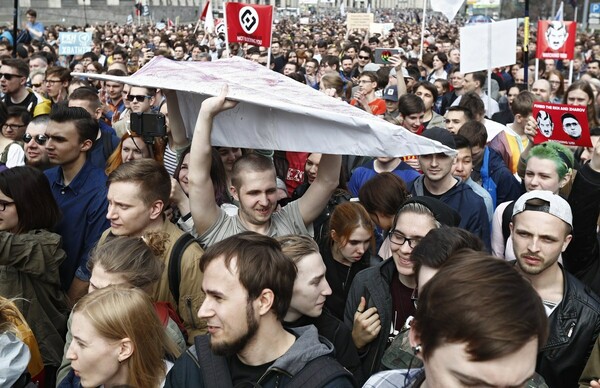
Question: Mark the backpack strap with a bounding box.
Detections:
[501,201,516,246]
[194,335,234,388]
[286,355,356,388]
[168,232,195,302]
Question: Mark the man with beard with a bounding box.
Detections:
[510,190,600,387]
[164,232,356,387]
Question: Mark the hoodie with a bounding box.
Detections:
[0,332,31,388]
[410,176,491,250]
[164,325,355,387]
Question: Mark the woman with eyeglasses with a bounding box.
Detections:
[547,69,565,103]
[0,166,70,386]
[0,106,30,168]
[344,197,459,377]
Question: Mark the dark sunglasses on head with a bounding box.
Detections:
[0,73,23,81]
[126,94,151,102]
[22,133,48,145]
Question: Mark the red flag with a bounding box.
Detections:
[225,3,273,47]
[167,18,174,28]
[200,0,210,21]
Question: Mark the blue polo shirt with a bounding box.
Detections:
[45,160,110,290]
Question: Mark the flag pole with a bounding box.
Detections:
[223,1,230,55]
[523,0,530,86]
[266,5,274,69]
[569,5,578,84]
[419,0,427,60]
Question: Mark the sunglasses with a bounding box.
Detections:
[22,133,48,145]
[358,55,370,60]
[126,94,152,102]
[0,73,23,80]
[32,83,43,88]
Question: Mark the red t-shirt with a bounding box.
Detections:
[350,98,387,116]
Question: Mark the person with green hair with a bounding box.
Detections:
[491,141,574,260]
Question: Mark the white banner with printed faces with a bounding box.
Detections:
[81,56,454,157]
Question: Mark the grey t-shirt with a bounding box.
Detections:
[197,200,312,247]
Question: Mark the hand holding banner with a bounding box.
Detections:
[532,102,592,147]
[225,3,273,47]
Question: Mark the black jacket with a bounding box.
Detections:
[564,163,600,297]
[320,241,371,321]
[536,266,600,388]
[344,259,398,377]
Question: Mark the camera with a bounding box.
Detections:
[130,112,166,144]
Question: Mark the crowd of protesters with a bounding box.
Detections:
[4,6,600,388]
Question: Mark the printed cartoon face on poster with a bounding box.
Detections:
[532,102,592,147]
[536,20,576,60]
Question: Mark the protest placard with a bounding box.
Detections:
[81,56,454,157]
[225,3,273,47]
[460,19,517,73]
[346,13,373,31]
[532,102,592,147]
[536,20,576,60]
[369,23,394,35]
[58,32,92,55]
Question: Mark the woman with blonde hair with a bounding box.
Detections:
[66,286,179,388]
[56,236,186,386]
[105,131,166,175]
[0,297,44,387]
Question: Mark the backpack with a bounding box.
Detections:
[155,301,188,344]
[167,232,197,303]
[189,335,356,388]
[167,232,198,341]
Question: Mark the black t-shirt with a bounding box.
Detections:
[422,183,444,200]
[3,91,37,114]
[227,354,275,386]
[390,272,416,332]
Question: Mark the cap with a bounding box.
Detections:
[363,63,380,72]
[402,196,461,227]
[382,86,398,102]
[512,190,573,229]
[421,127,456,150]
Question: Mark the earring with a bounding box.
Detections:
[412,344,422,355]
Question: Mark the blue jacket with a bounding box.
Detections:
[473,147,523,208]
[410,176,491,250]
